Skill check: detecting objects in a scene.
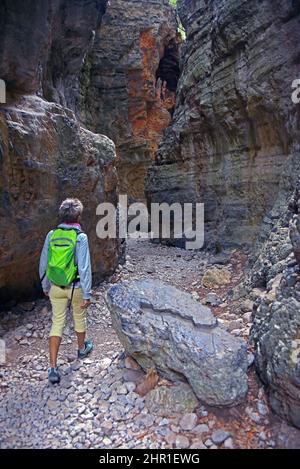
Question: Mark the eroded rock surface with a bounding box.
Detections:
[82,0,180,202]
[0,0,123,304]
[145,0,300,248]
[250,181,300,428]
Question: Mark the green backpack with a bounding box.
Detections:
[46,228,81,287]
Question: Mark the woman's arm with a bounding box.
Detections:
[77,233,92,300]
[39,231,52,294]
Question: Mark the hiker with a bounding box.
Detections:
[39,198,93,384]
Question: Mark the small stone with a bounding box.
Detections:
[26,324,34,330]
[47,399,60,411]
[227,319,244,332]
[224,437,234,449]
[247,353,255,367]
[125,381,136,393]
[159,418,169,426]
[102,437,112,446]
[146,267,155,274]
[100,358,112,369]
[165,432,177,447]
[145,383,198,417]
[70,362,81,371]
[243,312,252,323]
[190,439,206,449]
[109,393,118,403]
[14,332,23,342]
[135,413,155,428]
[203,293,222,306]
[19,339,30,346]
[257,401,268,416]
[179,413,198,431]
[175,435,190,449]
[77,405,86,415]
[259,431,266,441]
[124,356,140,370]
[97,400,110,413]
[246,408,261,423]
[102,420,113,431]
[241,300,254,312]
[193,424,209,434]
[116,384,128,395]
[211,429,231,445]
[204,439,213,447]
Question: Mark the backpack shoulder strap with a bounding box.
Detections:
[56,226,85,236]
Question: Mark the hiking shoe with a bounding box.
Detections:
[78,339,93,359]
[48,367,60,384]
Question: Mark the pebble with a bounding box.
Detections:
[124,356,140,370]
[193,424,209,434]
[175,435,190,449]
[125,382,136,393]
[102,437,112,446]
[100,358,112,369]
[257,401,269,416]
[247,353,255,367]
[204,439,213,447]
[179,413,198,431]
[211,430,231,445]
[224,437,234,449]
[116,384,128,395]
[47,399,60,411]
[190,439,206,449]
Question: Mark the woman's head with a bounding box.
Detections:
[59,198,83,224]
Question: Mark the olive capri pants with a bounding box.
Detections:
[49,285,86,337]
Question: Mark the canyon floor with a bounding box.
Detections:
[0,239,299,449]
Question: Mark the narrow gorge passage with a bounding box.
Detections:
[1,239,299,449]
[1,0,300,454]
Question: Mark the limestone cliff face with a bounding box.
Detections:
[145,0,300,248]
[81,0,180,202]
[0,0,122,304]
[248,181,300,428]
[0,0,180,304]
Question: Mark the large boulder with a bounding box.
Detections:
[106,279,248,407]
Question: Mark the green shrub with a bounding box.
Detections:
[169,0,186,40]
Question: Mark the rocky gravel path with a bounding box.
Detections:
[0,239,299,449]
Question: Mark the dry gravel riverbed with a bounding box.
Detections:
[0,239,299,449]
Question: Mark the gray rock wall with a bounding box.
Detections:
[0,0,123,304]
[145,0,300,248]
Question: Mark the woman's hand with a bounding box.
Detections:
[81,299,91,309]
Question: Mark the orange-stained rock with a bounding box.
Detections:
[82,0,180,202]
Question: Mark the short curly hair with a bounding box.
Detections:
[59,198,83,223]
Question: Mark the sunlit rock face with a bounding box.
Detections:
[0,0,123,304]
[81,0,180,202]
[145,0,300,249]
